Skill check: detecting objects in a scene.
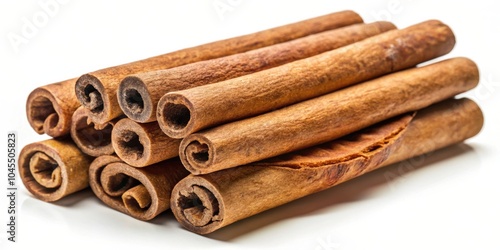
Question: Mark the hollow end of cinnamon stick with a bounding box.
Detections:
[157,93,196,138]
[112,118,181,167]
[19,139,93,202]
[100,164,158,219]
[70,107,115,157]
[118,76,155,123]
[89,155,189,220]
[75,74,111,124]
[111,119,150,167]
[179,135,215,175]
[171,176,224,234]
[26,82,78,138]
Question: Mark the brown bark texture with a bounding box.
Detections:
[19,138,94,202]
[74,11,363,124]
[70,106,121,157]
[119,21,395,123]
[158,20,456,138]
[88,155,189,220]
[111,118,181,167]
[179,57,479,175]
[26,79,80,137]
[171,98,483,234]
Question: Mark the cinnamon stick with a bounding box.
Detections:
[171,98,483,234]
[179,57,479,175]
[74,11,363,124]
[119,21,395,123]
[158,20,456,138]
[19,138,94,202]
[26,79,80,137]
[88,155,189,220]
[111,118,180,167]
[70,106,120,157]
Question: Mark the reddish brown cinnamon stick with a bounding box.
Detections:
[74,11,363,124]
[111,118,181,167]
[179,57,478,175]
[158,20,455,138]
[70,106,120,157]
[171,98,483,234]
[26,79,80,137]
[19,138,94,202]
[88,155,189,220]
[119,21,395,123]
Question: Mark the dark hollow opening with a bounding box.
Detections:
[29,152,61,189]
[119,131,144,159]
[106,173,139,196]
[177,185,220,226]
[30,96,58,130]
[76,118,112,148]
[164,103,191,130]
[83,84,104,112]
[124,89,144,114]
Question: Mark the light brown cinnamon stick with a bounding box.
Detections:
[88,155,189,220]
[26,79,80,137]
[74,10,363,124]
[179,57,479,175]
[171,98,483,234]
[70,106,120,157]
[158,19,456,138]
[19,138,94,202]
[111,118,180,167]
[119,21,395,123]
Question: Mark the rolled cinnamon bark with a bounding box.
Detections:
[26,79,80,137]
[70,106,120,157]
[159,20,455,138]
[119,21,396,123]
[19,138,94,202]
[171,98,483,234]
[111,118,181,167]
[74,10,363,124]
[179,57,479,174]
[88,155,189,220]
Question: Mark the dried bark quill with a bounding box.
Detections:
[26,79,80,137]
[74,10,363,124]
[171,98,484,234]
[111,118,181,167]
[19,138,94,202]
[19,9,485,238]
[179,57,479,175]
[70,106,120,157]
[158,19,455,138]
[118,21,395,123]
[88,155,189,220]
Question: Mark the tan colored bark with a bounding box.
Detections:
[179,57,478,174]
[159,20,455,138]
[18,138,94,202]
[74,11,363,124]
[26,79,80,137]
[119,21,395,123]
[171,98,483,234]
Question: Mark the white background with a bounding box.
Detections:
[1,1,499,249]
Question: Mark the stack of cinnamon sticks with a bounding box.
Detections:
[20,10,483,234]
